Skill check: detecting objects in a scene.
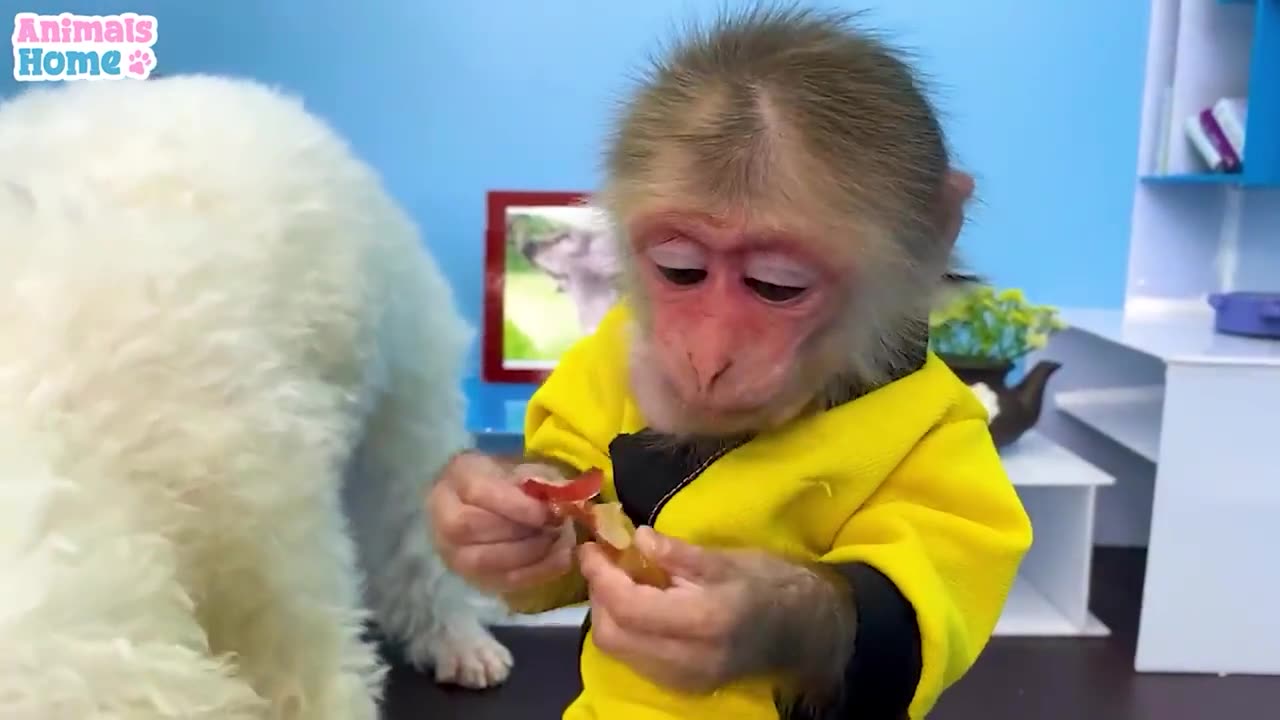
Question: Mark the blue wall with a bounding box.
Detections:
[2,0,1150,378]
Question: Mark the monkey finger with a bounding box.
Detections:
[455,470,556,529]
[634,526,730,584]
[449,530,564,579]
[435,489,556,545]
[589,605,723,689]
[579,542,645,599]
[500,530,578,590]
[581,543,725,641]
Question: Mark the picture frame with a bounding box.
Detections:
[482,190,623,384]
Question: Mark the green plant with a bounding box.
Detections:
[928,285,1067,362]
[503,316,542,361]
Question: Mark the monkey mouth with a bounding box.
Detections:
[678,394,780,430]
[688,386,817,434]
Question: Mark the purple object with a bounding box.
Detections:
[1207,292,1280,339]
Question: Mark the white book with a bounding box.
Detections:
[1184,113,1223,171]
[1211,97,1247,157]
[1156,86,1174,173]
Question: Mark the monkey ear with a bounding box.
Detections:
[936,170,975,250]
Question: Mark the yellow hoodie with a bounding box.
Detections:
[513,302,1032,719]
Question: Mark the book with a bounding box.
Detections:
[1211,97,1247,158]
[1153,85,1174,174]
[1184,112,1224,172]
[1198,108,1241,173]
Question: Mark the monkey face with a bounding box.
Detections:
[601,7,970,438]
[625,211,847,436]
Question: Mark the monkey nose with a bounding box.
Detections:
[687,351,733,395]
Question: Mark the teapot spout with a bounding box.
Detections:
[1010,360,1062,420]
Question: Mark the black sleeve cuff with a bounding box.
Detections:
[789,562,923,719]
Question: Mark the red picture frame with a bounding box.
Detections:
[482,190,593,384]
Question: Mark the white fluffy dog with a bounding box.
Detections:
[0,75,512,719]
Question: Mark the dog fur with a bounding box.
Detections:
[0,74,511,719]
[518,221,622,334]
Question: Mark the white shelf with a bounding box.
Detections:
[500,604,588,627]
[1055,386,1164,462]
[1062,306,1280,367]
[1000,431,1116,487]
[1036,0,1280,675]
[995,575,1109,637]
[497,574,1108,637]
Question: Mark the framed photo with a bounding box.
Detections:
[482,190,624,384]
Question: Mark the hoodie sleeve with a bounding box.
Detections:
[817,415,1033,719]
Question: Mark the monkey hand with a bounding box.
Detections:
[579,526,855,696]
[428,451,578,593]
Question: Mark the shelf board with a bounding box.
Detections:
[497,575,1108,638]
[994,575,1109,638]
[498,604,588,628]
[1139,173,1249,185]
[1054,386,1164,462]
[999,431,1115,487]
[1061,306,1280,367]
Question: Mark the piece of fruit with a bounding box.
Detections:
[519,467,603,502]
[519,468,602,525]
[589,502,672,589]
[518,469,670,588]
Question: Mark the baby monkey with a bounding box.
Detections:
[431,6,1030,720]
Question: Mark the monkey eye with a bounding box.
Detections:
[658,266,709,285]
[646,238,707,287]
[742,252,817,304]
[744,278,807,303]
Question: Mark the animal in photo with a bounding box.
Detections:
[517,215,623,334]
[0,73,509,720]
[429,6,1031,720]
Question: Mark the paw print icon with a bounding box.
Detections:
[127,49,154,78]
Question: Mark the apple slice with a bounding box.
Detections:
[519,467,602,526]
[518,469,670,588]
[519,467,603,503]
[589,502,672,589]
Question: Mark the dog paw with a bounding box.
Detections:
[428,626,514,689]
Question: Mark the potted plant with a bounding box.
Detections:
[928,284,1068,447]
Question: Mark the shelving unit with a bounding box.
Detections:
[1139,0,1278,186]
[1036,0,1280,676]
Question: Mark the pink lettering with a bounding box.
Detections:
[38,19,59,43]
[103,19,124,43]
[71,19,103,43]
[13,17,38,43]
[133,18,155,44]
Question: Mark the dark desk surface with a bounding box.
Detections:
[381,549,1280,720]
[382,627,579,720]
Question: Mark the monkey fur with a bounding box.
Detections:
[495,6,1021,719]
[594,5,972,442]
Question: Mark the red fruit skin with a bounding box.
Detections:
[519,470,670,588]
[519,467,603,502]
